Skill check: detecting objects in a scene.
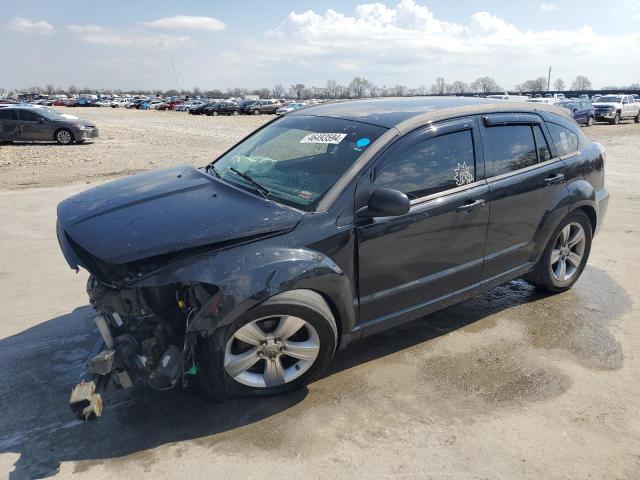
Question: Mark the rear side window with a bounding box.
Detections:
[0,109,18,120]
[374,129,475,199]
[533,126,551,162]
[485,125,538,176]
[17,110,42,122]
[546,122,579,156]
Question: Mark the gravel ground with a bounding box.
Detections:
[0,107,272,189]
[1,109,640,479]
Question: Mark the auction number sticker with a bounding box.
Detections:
[300,133,347,144]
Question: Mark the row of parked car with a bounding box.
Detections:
[554,94,640,126]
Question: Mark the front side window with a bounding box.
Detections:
[211,114,386,210]
[547,122,579,156]
[486,125,538,176]
[374,130,476,199]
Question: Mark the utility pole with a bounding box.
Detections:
[547,66,552,91]
[172,62,180,93]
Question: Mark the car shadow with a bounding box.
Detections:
[1,141,93,147]
[0,268,627,479]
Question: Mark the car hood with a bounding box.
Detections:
[57,165,303,265]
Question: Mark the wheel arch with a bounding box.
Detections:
[133,245,356,342]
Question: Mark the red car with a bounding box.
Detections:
[158,100,184,110]
[52,99,67,106]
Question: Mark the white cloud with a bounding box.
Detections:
[540,3,560,12]
[143,15,226,32]
[259,0,640,86]
[7,17,54,34]
[68,24,191,48]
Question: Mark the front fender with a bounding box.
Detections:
[134,244,356,337]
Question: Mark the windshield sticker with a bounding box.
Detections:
[355,138,371,148]
[454,162,474,186]
[300,133,347,144]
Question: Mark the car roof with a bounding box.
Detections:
[291,96,573,130]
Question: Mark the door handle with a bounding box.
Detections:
[456,199,485,213]
[544,173,565,185]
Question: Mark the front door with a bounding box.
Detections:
[355,118,490,331]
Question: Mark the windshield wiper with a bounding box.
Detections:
[228,167,270,199]
[208,164,221,178]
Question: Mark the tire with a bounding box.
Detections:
[212,110,218,116]
[233,110,239,116]
[524,210,592,293]
[253,109,260,115]
[197,289,338,400]
[610,113,620,125]
[586,116,594,127]
[55,128,74,145]
[635,113,640,123]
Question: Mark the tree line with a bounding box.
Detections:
[2,74,633,100]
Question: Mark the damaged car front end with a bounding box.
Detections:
[57,165,309,419]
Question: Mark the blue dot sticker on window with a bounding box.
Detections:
[356,138,370,148]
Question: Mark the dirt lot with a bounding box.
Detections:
[1,108,640,479]
[0,107,271,189]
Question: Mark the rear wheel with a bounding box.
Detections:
[55,128,74,145]
[253,109,260,115]
[212,110,218,116]
[525,210,592,293]
[197,290,337,399]
[635,112,640,123]
[233,110,239,116]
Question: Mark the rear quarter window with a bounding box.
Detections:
[546,122,579,156]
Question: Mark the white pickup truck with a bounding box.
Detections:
[593,94,640,124]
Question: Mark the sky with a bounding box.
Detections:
[2,0,640,92]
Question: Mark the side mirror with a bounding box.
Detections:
[359,188,410,218]
[38,118,46,124]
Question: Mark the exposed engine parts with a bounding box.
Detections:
[69,276,207,420]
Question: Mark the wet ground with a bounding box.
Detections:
[1,121,640,479]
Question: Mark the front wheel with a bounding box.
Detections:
[197,290,337,399]
[212,110,218,116]
[233,110,239,116]
[524,210,592,293]
[586,116,594,127]
[610,113,620,125]
[253,109,260,115]
[55,128,74,145]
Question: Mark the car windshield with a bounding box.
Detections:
[210,114,387,210]
[558,102,575,109]
[598,96,621,103]
[39,108,67,121]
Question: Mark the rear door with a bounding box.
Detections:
[0,108,20,141]
[355,117,490,329]
[480,113,568,281]
[17,109,52,141]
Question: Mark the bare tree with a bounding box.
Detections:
[471,76,501,94]
[553,78,566,91]
[571,75,592,91]
[449,80,470,95]
[430,77,447,95]
[272,84,285,98]
[516,77,548,92]
[290,83,305,99]
[325,79,339,99]
[349,77,373,98]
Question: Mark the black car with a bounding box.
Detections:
[57,97,608,419]
[189,102,214,115]
[207,102,241,116]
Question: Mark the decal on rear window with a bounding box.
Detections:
[300,133,347,144]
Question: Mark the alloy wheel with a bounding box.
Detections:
[57,130,72,144]
[550,222,586,282]
[224,315,321,388]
